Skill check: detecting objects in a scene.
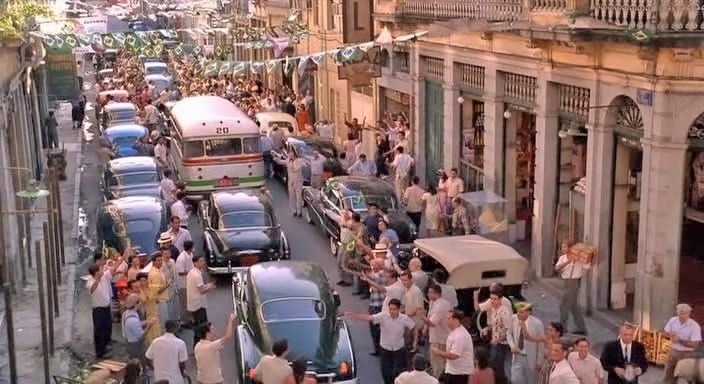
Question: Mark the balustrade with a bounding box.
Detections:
[397,0,524,21]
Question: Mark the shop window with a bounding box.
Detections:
[460,100,484,167]
[393,51,409,73]
[380,49,390,68]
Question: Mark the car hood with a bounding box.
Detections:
[109,184,161,199]
[213,228,277,252]
[263,320,341,371]
[384,211,417,243]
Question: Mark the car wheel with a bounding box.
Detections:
[329,236,339,256]
[303,205,314,224]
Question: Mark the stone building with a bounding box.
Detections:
[0,38,50,288]
[372,0,704,328]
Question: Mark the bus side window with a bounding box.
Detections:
[183,140,204,158]
[243,137,260,154]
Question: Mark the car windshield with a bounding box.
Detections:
[109,136,139,147]
[292,142,314,157]
[220,211,272,228]
[123,218,159,254]
[343,193,398,212]
[110,172,158,187]
[109,109,135,122]
[260,299,326,322]
[145,66,167,76]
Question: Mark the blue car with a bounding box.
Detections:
[103,125,149,158]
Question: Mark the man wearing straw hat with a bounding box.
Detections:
[507,302,545,384]
[121,293,157,363]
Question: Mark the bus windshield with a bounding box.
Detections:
[184,137,262,158]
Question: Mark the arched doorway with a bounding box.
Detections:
[607,95,643,309]
[680,113,704,320]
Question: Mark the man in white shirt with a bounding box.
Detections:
[144,101,160,132]
[348,153,377,177]
[154,135,169,169]
[431,309,475,384]
[145,320,188,384]
[253,339,293,384]
[549,339,580,384]
[424,284,453,378]
[663,303,702,383]
[187,255,216,345]
[194,313,236,384]
[400,270,425,351]
[86,254,123,358]
[166,216,192,253]
[346,299,415,384]
[395,354,438,384]
[160,169,176,201]
[432,270,458,308]
[444,168,465,200]
[507,302,545,384]
[567,338,604,384]
[391,146,414,199]
[171,190,190,227]
[363,269,405,313]
[174,240,194,326]
[309,150,326,188]
[554,241,589,334]
[316,120,333,139]
[260,98,277,112]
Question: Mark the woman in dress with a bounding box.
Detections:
[537,322,564,384]
[139,271,161,346]
[421,184,442,237]
[436,170,450,234]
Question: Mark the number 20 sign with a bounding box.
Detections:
[215,127,229,134]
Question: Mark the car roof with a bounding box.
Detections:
[102,196,164,214]
[248,261,329,302]
[144,62,167,68]
[105,102,136,111]
[104,125,148,137]
[212,189,271,212]
[326,176,394,197]
[288,135,336,149]
[144,74,171,82]
[108,156,158,172]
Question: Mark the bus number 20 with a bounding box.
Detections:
[216,127,229,134]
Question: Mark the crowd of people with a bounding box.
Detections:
[80,44,704,384]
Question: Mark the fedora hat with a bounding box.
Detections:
[157,232,173,245]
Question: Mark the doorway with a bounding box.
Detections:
[504,109,536,241]
[424,82,445,184]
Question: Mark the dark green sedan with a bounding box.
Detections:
[232,261,358,384]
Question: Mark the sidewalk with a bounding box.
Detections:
[0,102,85,382]
[523,277,664,383]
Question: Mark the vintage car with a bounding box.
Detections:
[96,196,169,258]
[142,74,174,95]
[143,61,170,77]
[256,112,299,136]
[412,235,528,342]
[102,102,137,130]
[98,90,129,105]
[102,156,161,201]
[302,176,418,255]
[232,261,357,384]
[199,189,290,274]
[103,124,148,158]
[271,136,342,185]
[97,68,114,82]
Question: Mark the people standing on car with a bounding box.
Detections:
[425,284,453,378]
[390,146,414,199]
[554,240,588,335]
[346,299,415,384]
[260,130,274,178]
[348,153,377,177]
[395,354,439,384]
[432,309,475,384]
[174,240,194,327]
[403,176,425,228]
[166,217,192,254]
[122,293,156,363]
[287,149,306,217]
[253,339,294,384]
[194,313,236,384]
[145,320,189,384]
[187,255,216,345]
[86,254,123,359]
[309,150,326,188]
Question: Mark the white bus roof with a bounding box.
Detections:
[170,96,259,138]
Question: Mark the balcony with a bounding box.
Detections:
[375,0,704,33]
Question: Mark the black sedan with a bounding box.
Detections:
[301,176,418,256]
[96,196,169,257]
[199,189,290,275]
[232,260,357,384]
[271,136,344,185]
[101,156,162,201]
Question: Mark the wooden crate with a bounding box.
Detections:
[568,243,596,264]
[635,328,659,364]
[656,333,672,366]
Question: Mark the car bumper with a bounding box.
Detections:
[207,266,249,275]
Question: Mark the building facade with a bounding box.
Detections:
[371,2,704,328]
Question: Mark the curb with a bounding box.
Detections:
[59,127,84,348]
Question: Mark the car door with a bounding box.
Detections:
[321,186,342,240]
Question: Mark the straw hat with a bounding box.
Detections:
[157,232,173,245]
[373,243,388,251]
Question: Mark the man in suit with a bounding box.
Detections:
[507,302,545,384]
[549,338,580,384]
[599,323,648,384]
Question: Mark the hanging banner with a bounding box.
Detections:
[77,16,108,34]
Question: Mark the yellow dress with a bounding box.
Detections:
[141,281,162,346]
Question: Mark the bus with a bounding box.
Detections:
[168,96,265,198]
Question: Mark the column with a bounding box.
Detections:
[634,139,686,330]
[583,120,615,310]
[609,143,630,309]
[531,81,560,277]
[410,46,423,183]
[482,67,504,194]
[442,84,460,171]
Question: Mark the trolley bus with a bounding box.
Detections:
[168,96,265,198]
